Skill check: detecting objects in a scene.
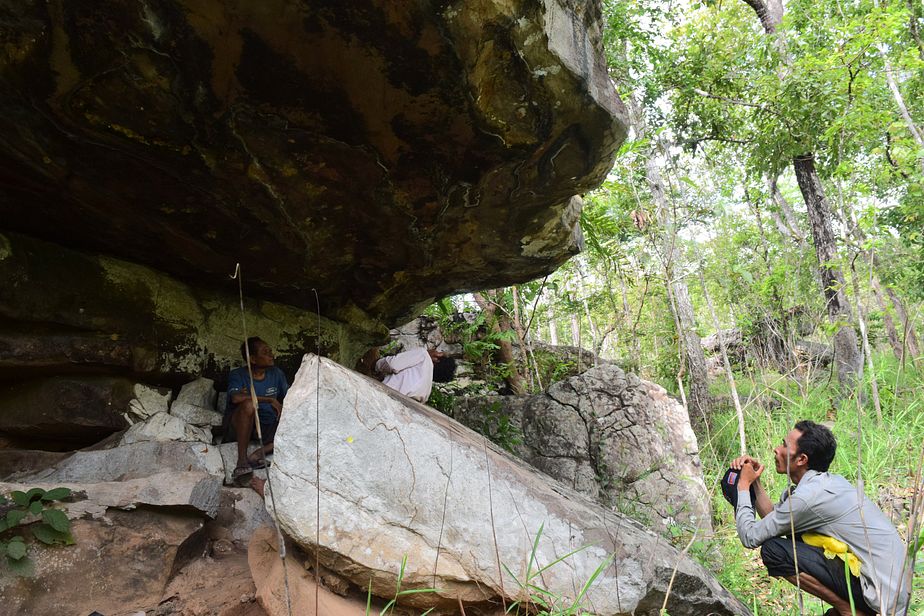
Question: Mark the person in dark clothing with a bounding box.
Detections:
[224,337,288,482]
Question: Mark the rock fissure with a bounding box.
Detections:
[349,395,418,518]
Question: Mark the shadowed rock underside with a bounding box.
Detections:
[0,0,627,331]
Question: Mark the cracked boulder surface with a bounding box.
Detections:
[453,364,712,534]
[269,355,748,615]
[0,0,626,331]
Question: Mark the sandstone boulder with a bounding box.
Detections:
[248,527,370,616]
[171,401,224,428]
[454,365,712,533]
[0,232,372,380]
[127,383,173,423]
[177,378,219,410]
[22,440,224,483]
[0,471,221,520]
[213,488,276,547]
[0,449,69,480]
[0,326,138,378]
[121,412,213,445]
[268,355,749,615]
[0,506,204,614]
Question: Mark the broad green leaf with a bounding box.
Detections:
[6,540,26,560]
[41,487,72,502]
[29,501,43,515]
[6,509,26,528]
[32,523,68,545]
[5,554,35,577]
[10,491,29,507]
[42,508,70,533]
[24,488,45,503]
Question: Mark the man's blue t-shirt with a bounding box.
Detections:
[226,366,289,425]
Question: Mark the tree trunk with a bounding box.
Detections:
[673,281,712,424]
[548,319,558,345]
[625,93,710,419]
[837,202,911,365]
[473,291,527,395]
[792,154,863,388]
[700,268,747,455]
[740,0,863,389]
[884,286,921,362]
[850,261,883,423]
[870,275,905,361]
[741,0,783,32]
[768,176,806,245]
[871,0,924,175]
[570,313,581,348]
[619,266,642,370]
[510,286,533,390]
[909,0,924,61]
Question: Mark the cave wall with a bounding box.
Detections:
[0,0,627,450]
[0,231,376,383]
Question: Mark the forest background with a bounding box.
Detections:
[424,0,924,612]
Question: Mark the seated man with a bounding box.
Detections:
[374,346,457,402]
[732,420,910,616]
[224,337,288,481]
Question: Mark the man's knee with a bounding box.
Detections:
[231,400,257,425]
[760,537,793,577]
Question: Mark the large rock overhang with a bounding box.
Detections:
[0,0,627,329]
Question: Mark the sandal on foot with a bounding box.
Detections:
[232,465,253,481]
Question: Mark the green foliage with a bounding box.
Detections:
[531,349,577,388]
[478,401,523,453]
[503,524,614,615]
[427,386,455,415]
[365,554,438,616]
[0,486,74,577]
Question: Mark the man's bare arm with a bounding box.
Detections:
[751,480,773,518]
[230,392,278,406]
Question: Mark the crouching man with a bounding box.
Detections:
[730,420,911,615]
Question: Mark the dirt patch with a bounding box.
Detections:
[154,545,267,616]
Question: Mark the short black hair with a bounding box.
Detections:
[240,337,264,362]
[794,420,837,472]
[432,357,457,383]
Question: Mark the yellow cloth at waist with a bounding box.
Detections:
[802,532,862,577]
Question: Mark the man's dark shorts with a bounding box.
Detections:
[221,406,278,445]
[761,537,873,613]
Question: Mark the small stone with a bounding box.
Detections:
[170,401,223,428]
[128,383,173,422]
[120,413,212,445]
[211,538,234,560]
[239,593,255,603]
[176,378,217,410]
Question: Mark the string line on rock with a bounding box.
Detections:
[230,263,293,616]
[312,287,321,616]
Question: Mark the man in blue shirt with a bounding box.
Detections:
[225,337,289,481]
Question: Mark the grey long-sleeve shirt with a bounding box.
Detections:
[736,470,911,615]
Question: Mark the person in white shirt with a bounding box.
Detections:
[374,346,457,402]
